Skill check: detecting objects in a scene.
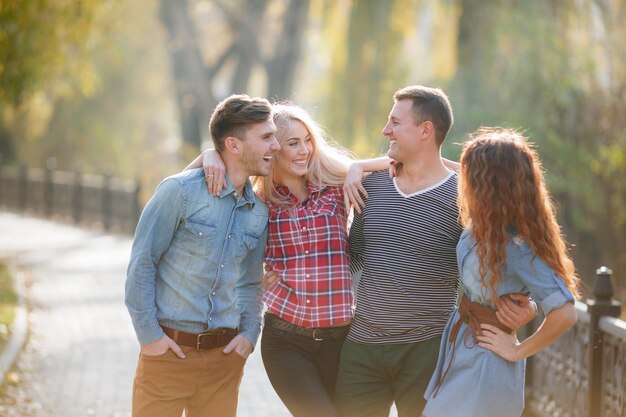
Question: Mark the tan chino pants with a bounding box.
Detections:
[132,345,246,417]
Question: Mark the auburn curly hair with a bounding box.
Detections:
[459,127,579,302]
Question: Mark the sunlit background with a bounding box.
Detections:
[1,0,624,305]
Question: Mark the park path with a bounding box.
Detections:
[0,212,290,417]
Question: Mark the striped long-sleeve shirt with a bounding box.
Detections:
[348,170,463,344]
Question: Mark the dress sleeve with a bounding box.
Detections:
[509,239,575,316]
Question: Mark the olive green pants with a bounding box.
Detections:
[334,337,441,417]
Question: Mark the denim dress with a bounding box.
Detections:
[423,229,575,417]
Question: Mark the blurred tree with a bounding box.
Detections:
[322,0,417,156]
[451,0,626,293]
[0,0,103,163]
[159,0,310,150]
[38,0,179,191]
[317,0,461,157]
[0,0,179,203]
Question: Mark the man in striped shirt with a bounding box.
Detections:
[334,86,534,417]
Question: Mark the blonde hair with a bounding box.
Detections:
[254,104,355,207]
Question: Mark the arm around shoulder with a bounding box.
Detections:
[442,158,461,172]
[344,157,390,213]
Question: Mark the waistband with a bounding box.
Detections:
[450,295,512,343]
[161,326,238,350]
[432,295,512,397]
[264,313,350,341]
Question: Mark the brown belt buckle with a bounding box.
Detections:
[196,329,227,350]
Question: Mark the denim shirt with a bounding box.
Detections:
[457,228,574,314]
[125,168,268,346]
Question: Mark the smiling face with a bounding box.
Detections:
[238,119,280,177]
[382,99,425,163]
[272,119,314,183]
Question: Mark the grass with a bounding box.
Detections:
[0,264,17,352]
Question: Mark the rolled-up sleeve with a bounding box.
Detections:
[510,241,575,316]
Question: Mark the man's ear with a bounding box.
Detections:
[223,136,241,155]
[421,121,434,139]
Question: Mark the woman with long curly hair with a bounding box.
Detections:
[422,127,579,417]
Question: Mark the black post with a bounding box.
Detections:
[44,157,56,217]
[0,153,4,206]
[72,163,83,224]
[131,178,141,235]
[17,165,28,210]
[586,266,622,417]
[102,168,113,231]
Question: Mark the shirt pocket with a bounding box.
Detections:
[178,220,218,255]
[236,232,260,260]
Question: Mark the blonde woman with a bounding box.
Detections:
[186,103,393,417]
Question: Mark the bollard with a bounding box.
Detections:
[131,178,141,235]
[44,157,57,217]
[72,163,84,224]
[586,266,622,417]
[17,165,28,210]
[0,153,3,205]
[102,167,113,231]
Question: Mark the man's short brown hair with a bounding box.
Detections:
[209,94,272,151]
[393,86,453,146]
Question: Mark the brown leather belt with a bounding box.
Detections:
[162,326,238,350]
[433,295,513,397]
[264,313,350,341]
[449,295,512,343]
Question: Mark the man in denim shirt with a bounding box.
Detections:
[125,94,280,417]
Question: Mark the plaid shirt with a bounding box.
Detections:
[263,183,354,328]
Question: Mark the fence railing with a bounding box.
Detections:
[525,267,625,417]
[0,159,141,235]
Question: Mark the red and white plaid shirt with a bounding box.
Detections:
[263,183,354,328]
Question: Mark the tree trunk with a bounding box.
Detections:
[160,0,215,149]
[266,0,310,101]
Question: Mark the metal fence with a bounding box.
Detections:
[525,267,625,417]
[0,160,141,235]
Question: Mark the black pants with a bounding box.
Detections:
[260,323,346,417]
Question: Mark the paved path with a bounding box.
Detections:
[0,212,290,417]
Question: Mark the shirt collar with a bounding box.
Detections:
[219,175,256,206]
[272,181,327,206]
[274,181,326,197]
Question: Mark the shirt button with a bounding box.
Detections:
[198,232,203,236]
[209,317,212,321]
[234,192,239,197]
[306,299,311,304]
[302,226,307,231]
[228,234,232,239]
[304,250,309,255]
[305,274,310,278]
[211,291,216,295]
[220,264,224,268]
